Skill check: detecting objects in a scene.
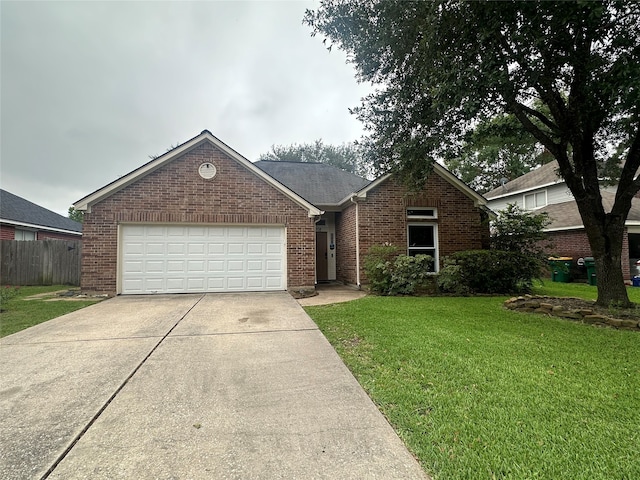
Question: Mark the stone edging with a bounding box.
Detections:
[504,295,640,331]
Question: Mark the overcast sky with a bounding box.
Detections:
[1,0,371,216]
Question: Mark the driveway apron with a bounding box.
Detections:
[1,292,428,480]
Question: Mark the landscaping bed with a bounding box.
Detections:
[505,295,640,330]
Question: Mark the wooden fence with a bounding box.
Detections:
[0,240,82,286]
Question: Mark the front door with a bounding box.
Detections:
[315,232,329,282]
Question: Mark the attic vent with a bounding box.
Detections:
[198,162,217,179]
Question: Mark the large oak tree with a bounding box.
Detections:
[305,0,640,307]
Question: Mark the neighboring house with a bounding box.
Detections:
[485,160,640,280]
[0,189,82,241]
[74,130,491,295]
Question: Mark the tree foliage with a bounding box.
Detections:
[68,206,84,223]
[445,113,554,193]
[305,0,640,306]
[258,139,371,177]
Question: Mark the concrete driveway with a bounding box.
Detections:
[0,292,428,479]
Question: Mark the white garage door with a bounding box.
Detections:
[120,225,286,294]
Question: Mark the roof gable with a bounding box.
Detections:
[74,130,322,217]
[485,160,562,199]
[0,189,82,234]
[346,163,491,213]
[254,161,370,206]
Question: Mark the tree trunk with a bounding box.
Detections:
[582,215,632,308]
[593,245,631,308]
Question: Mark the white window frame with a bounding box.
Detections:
[407,207,438,219]
[15,229,36,241]
[523,190,547,210]
[407,223,439,272]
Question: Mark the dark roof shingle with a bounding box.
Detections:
[254,161,371,206]
[0,189,82,233]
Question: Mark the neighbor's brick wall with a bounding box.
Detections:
[36,231,82,241]
[82,141,316,294]
[356,175,489,284]
[0,225,15,240]
[548,228,631,280]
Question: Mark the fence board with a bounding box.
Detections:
[0,240,81,286]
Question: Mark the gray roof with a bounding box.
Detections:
[254,161,371,206]
[540,192,640,230]
[0,189,82,234]
[485,160,561,199]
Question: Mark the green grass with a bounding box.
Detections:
[0,285,101,337]
[306,286,639,480]
[532,279,640,303]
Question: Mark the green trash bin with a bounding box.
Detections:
[584,257,596,285]
[548,257,573,282]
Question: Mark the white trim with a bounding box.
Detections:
[486,181,560,201]
[74,131,322,217]
[0,218,82,236]
[544,225,585,232]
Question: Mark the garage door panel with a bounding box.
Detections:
[227,277,245,289]
[145,260,165,273]
[207,260,225,272]
[208,243,225,255]
[146,243,164,255]
[228,243,244,254]
[121,225,285,294]
[167,243,186,255]
[187,260,205,273]
[227,260,244,272]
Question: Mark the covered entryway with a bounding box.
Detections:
[120,225,286,294]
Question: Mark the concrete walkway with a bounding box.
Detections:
[297,283,367,307]
[1,292,428,479]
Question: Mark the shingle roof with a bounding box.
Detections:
[485,160,561,199]
[0,189,82,234]
[253,161,371,206]
[540,192,640,230]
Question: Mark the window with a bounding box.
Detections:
[408,224,438,272]
[407,207,437,219]
[15,229,36,241]
[524,190,547,210]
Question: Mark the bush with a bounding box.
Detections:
[0,286,20,309]
[364,245,434,295]
[437,250,539,295]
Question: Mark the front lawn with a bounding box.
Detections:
[305,285,639,480]
[0,286,101,337]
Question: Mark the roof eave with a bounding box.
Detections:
[0,218,82,236]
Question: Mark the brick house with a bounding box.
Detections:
[485,160,640,280]
[0,189,82,241]
[74,130,491,295]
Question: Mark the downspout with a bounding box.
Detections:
[350,195,361,288]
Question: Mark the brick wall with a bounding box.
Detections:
[81,141,316,294]
[548,229,632,280]
[0,225,15,240]
[335,206,358,285]
[37,231,82,241]
[351,175,490,284]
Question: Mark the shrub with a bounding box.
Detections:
[437,250,539,294]
[0,286,20,308]
[364,244,434,295]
